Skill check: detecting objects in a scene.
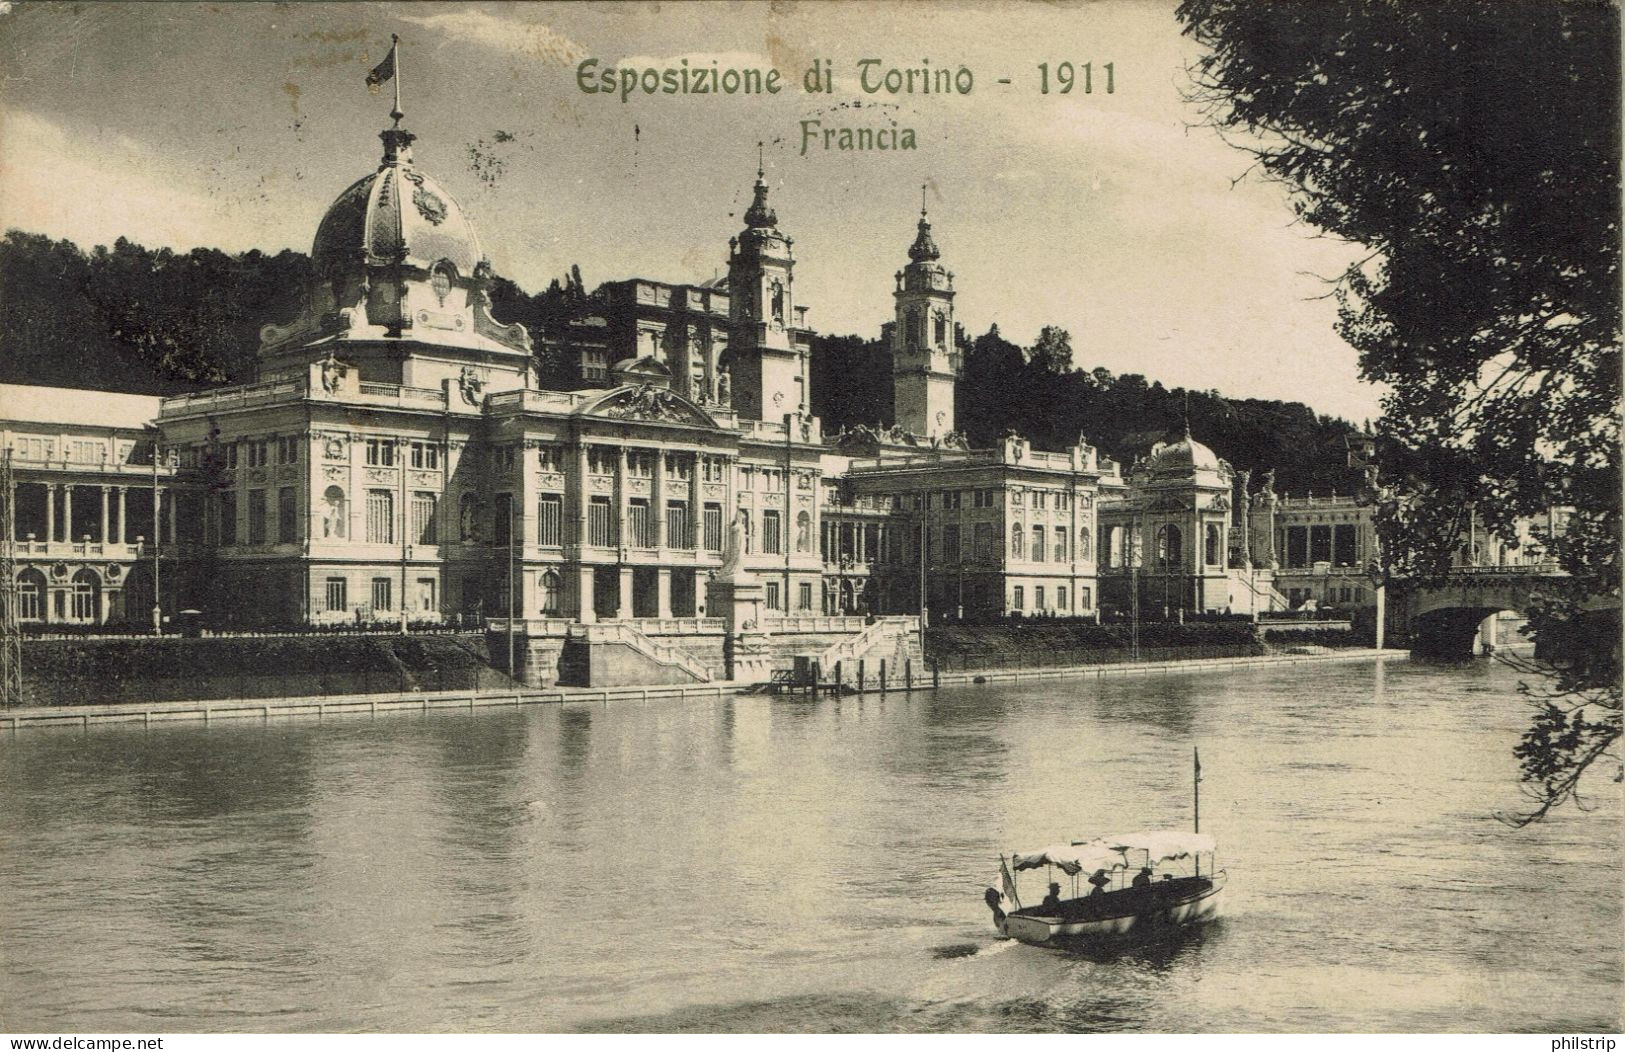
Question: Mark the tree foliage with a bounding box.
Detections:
[1179,0,1622,821]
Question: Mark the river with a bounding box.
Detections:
[0,657,1618,1033]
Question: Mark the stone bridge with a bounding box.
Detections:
[1399,564,1575,657]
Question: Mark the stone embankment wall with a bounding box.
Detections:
[18,634,514,707]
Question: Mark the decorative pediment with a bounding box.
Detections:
[1147,493,1189,513]
[582,384,717,427]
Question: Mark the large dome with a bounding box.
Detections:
[311,129,484,279]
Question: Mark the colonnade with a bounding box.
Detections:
[10,482,176,546]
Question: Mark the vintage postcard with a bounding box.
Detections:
[0,0,1618,1041]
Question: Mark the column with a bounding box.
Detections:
[616,447,629,549]
[653,453,666,549]
[6,478,14,542]
[618,567,634,619]
[688,456,701,550]
[100,486,110,544]
[62,485,72,542]
[576,565,596,624]
[116,486,127,544]
[657,567,673,619]
[574,441,590,546]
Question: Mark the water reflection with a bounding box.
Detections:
[0,658,1618,1033]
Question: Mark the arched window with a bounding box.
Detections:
[540,570,562,616]
[1157,524,1183,569]
[322,486,347,539]
[71,569,100,622]
[1011,523,1024,559]
[1205,523,1223,566]
[17,568,45,621]
[933,310,948,347]
[1079,527,1093,562]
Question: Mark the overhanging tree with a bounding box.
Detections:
[1179,0,1622,822]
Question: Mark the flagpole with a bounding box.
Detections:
[390,34,403,126]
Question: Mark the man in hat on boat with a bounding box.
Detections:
[1040,882,1063,911]
[1132,866,1154,888]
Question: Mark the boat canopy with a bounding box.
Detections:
[1012,830,1216,876]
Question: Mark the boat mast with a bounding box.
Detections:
[1194,746,1202,878]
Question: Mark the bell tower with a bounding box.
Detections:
[726,147,804,421]
[892,189,959,437]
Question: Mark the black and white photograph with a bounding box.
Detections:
[0,0,1618,1040]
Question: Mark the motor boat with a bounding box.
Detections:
[984,750,1225,947]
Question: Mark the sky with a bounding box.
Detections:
[0,1,1381,422]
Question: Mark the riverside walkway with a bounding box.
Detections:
[0,648,1409,733]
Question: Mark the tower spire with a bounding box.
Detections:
[757,140,765,182]
[921,180,928,218]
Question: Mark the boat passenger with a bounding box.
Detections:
[1087,869,1111,896]
[1132,866,1153,888]
[1040,882,1063,911]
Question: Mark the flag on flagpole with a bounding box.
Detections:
[366,40,397,90]
[1000,856,1021,911]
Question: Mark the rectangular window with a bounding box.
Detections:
[365,489,394,544]
[221,492,238,545]
[627,499,653,547]
[1081,587,1092,609]
[247,490,267,544]
[412,492,438,545]
[1287,526,1309,568]
[417,577,437,613]
[1054,531,1067,562]
[798,581,813,611]
[1034,491,1047,510]
[1310,525,1333,564]
[1334,524,1357,566]
[492,493,513,547]
[1012,585,1025,611]
[762,510,782,554]
[537,494,563,546]
[409,442,440,470]
[225,444,239,470]
[325,577,347,613]
[974,523,994,563]
[703,503,724,552]
[1058,589,1069,611]
[589,497,614,547]
[665,453,693,481]
[765,581,780,611]
[588,446,615,475]
[278,487,297,543]
[365,439,395,467]
[667,501,691,549]
[627,451,654,478]
[1031,526,1045,562]
[371,577,392,612]
[1036,586,1046,610]
[943,524,961,563]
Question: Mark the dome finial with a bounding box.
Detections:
[921,180,928,219]
[757,140,765,183]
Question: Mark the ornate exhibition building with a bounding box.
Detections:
[1,106,1430,675]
